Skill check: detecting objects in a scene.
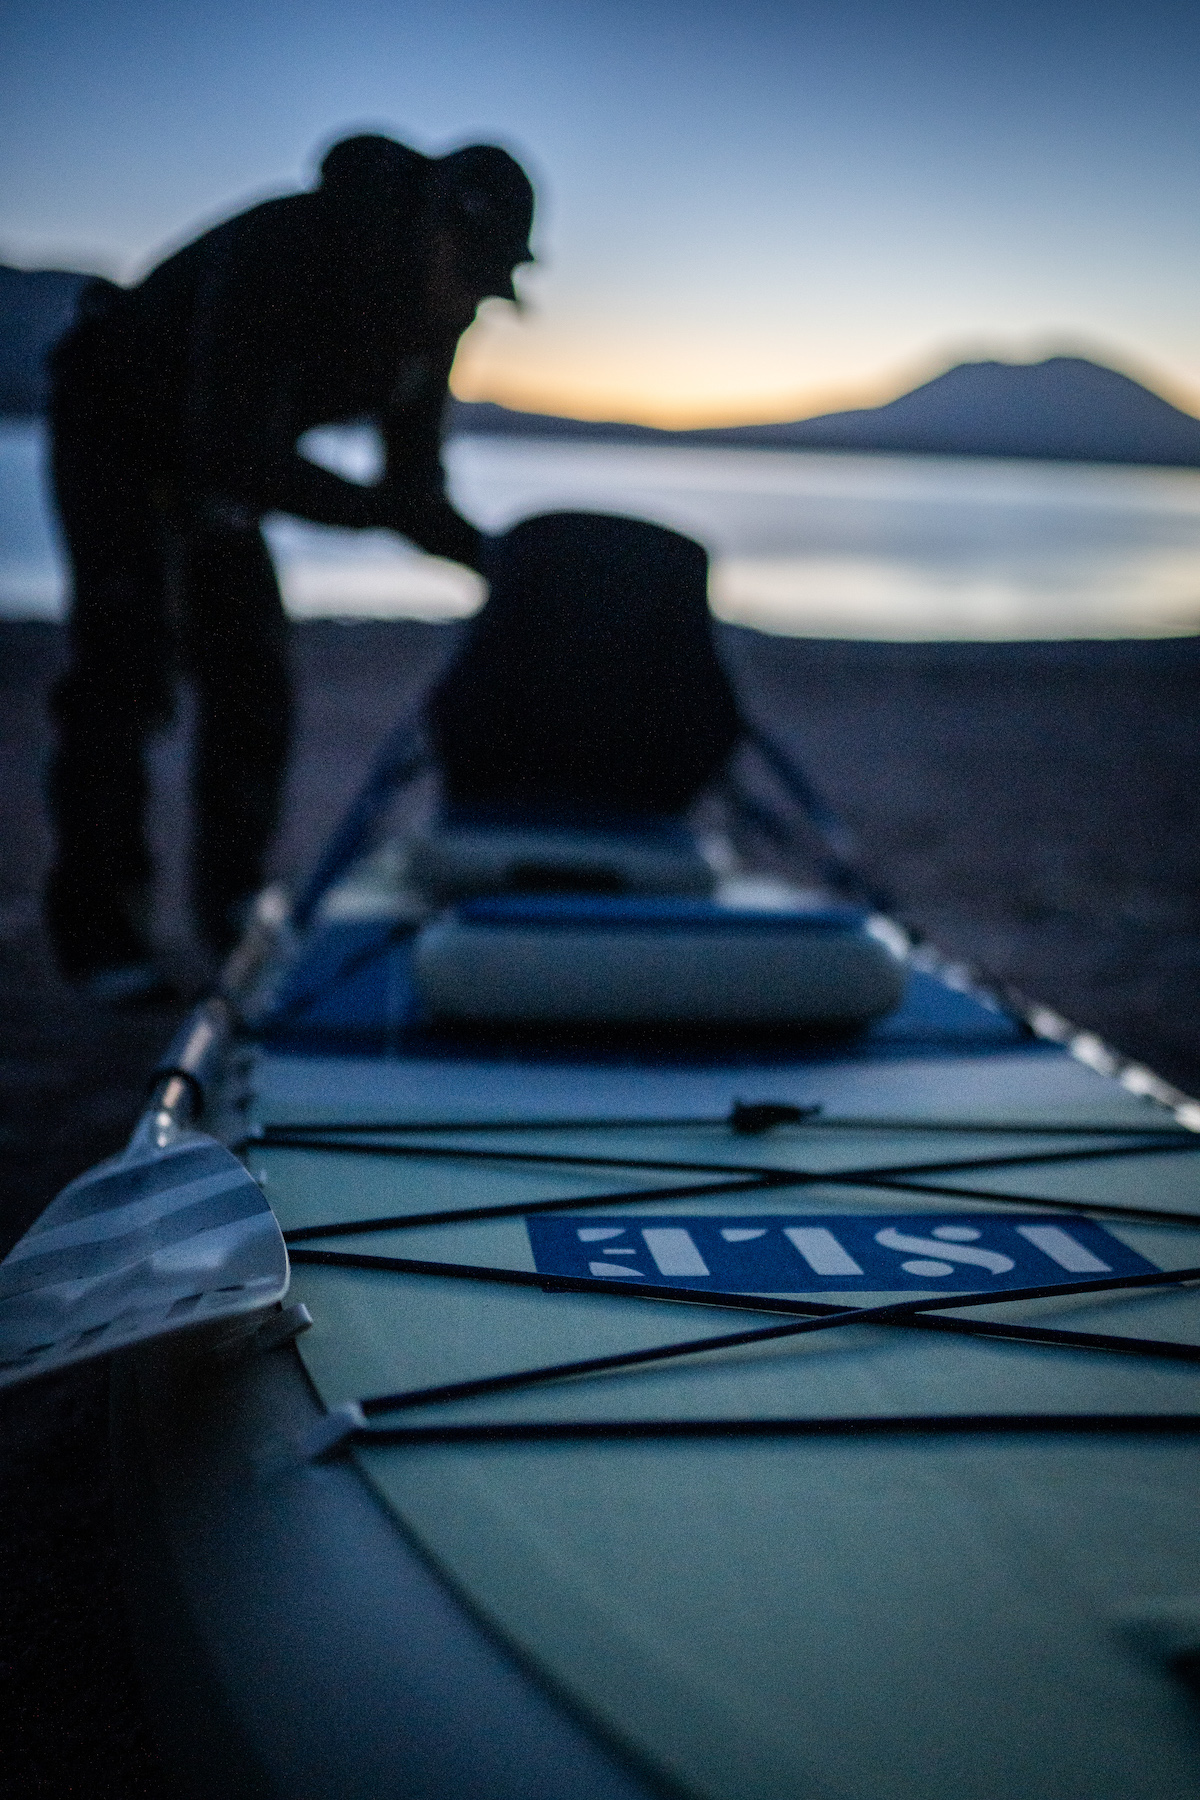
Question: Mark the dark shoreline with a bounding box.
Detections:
[3,617,1199,1793]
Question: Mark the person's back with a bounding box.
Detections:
[55,156,455,531]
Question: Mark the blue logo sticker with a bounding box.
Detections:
[525,1213,1157,1294]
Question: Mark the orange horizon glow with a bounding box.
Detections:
[451,342,1200,432]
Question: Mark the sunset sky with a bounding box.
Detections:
[3,0,1198,427]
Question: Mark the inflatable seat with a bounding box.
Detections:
[412,893,908,1028]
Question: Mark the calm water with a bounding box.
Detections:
[4,416,1200,639]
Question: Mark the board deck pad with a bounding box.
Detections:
[243,1034,1200,1800]
[526,1211,1158,1293]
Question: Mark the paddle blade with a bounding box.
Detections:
[0,1132,289,1388]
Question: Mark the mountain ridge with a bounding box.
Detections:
[448,357,1200,468]
[0,265,92,413]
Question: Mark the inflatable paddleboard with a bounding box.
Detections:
[7,512,1198,1798]
[99,877,1200,1800]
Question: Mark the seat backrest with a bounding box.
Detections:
[427,511,742,819]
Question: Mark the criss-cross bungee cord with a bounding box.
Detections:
[279,694,892,1052]
[293,716,428,930]
[290,710,888,945]
[238,1107,1200,1458]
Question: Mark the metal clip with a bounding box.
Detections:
[303,1401,367,1462]
[254,1303,314,1353]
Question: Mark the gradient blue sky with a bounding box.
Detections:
[2,0,1198,425]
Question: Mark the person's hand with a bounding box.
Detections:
[372,478,489,574]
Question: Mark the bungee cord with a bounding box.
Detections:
[244,1106,1200,1459]
[250,1112,1200,1234]
[288,1240,1200,1459]
[319,1414,1200,1453]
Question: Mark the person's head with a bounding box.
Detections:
[317,133,534,330]
[430,144,535,305]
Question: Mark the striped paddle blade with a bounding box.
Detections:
[0,1131,288,1388]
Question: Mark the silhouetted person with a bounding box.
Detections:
[46,131,533,998]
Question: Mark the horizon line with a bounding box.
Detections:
[452,342,1200,434]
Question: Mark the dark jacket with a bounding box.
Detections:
[52,187,480,566]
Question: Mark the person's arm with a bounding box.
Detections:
[375,344,483,569]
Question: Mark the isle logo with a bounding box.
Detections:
[525,1213,1157,1294]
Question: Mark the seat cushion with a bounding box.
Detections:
[412,895,908,1026]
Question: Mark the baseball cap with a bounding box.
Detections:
[433,145,535,300]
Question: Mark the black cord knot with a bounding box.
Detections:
[729,1100,820,1136]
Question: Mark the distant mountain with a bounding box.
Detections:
[450,357,1200,468]
[701,357,1200,465]
[0,266,92,413]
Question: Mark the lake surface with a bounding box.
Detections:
[4,416,1200,639]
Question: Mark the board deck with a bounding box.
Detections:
[181,1009,1200,1800]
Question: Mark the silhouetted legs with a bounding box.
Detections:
[46,421,291,977]
[183,524,291,954]
[46,397,172,978]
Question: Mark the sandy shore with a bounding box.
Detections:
[3,617,1199,1792]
